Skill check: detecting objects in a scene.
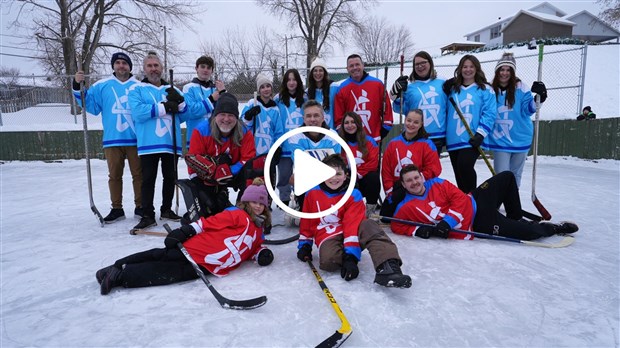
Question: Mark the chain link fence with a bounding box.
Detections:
[0,46,587,129]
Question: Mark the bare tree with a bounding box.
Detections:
[257,0,375,68]
[597,0,620,27]
[10,0,200,86]
[0,67,21,87]
[354,16,415,65]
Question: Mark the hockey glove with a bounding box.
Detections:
[380,126,390,140]
[163,100,179,114]
[468,132,484,148]
[442,78,455,96]
[215,164,233,184]
[433,220,451,239]
[531,81,547,103]
[244,105,261,121]
[185,154,217,185]
[257,248,274,266]
[165,87,185,104]
[340,253,359,281]
[297,243,312,262]
[164,225,197,249]
[390,75,409,96]
[414,226,434,239]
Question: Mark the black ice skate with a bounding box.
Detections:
[374,259,412,288]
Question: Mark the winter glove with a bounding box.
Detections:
[442,77,455,96]
[390,75,409,96]
[414,225,434,239]
[165,87,185,104]
[531,81,547,103]
[257,248,274,266]
[163,100,179,114]
[340,253,359,281]
[380,126,390,140]
[215,153,232,165]
[244,105,261,121]
[215,164,233,184]
[297,243,312,262]
[468,132,484,148]
[433,220,451,239]
[164,225,197,249]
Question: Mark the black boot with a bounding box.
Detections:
[96,265,116,284]
[540,221,579,235]
[374,259,412,288]
[103,208,125,223]
[160,210,182,221]
[99,265,123,295]
[133,216,157,230]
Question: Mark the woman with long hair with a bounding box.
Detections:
[442,54,497,193]
[337,111,380,215]
[307,58,336,128]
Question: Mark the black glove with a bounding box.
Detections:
[215,153,232,165]
[390,75,409,96]
[531,81,547,103]
[164,225,197,249]
[468,132,484,148]
[257,248,274,266]
[297,243,312,262]
[414,225,434,239]
[340,253,359,281]
[163,100,178,114]
[165,87,184,104]
[380,127,389,140]
[244,105,261,121]
[433,220,451,239]
[442,78,455,96]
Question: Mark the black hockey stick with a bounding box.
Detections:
[307,260,352,348]
[169,69,180,215]
[378,215,574,248]
[163,224,268,310]
[132,227,298,245]
[263,233,299,245]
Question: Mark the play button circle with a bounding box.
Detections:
[263,126,357,219]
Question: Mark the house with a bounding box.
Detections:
[463,2,620,47]
[439,41,486,55]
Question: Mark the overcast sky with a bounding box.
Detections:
[0,0,606,75]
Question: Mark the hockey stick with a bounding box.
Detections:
[77,61,104,227]
[163,224,268,310]
[169,69,180,215]
[132,227,299,244]
[448,97,543,222]
[375,65,390,208]
[307,260,352,348]
[398,54,405,125]
[378,215,574,248]
[531,44,552,221]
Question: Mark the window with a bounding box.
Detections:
[474,34,480,42]
[490,25,501,39]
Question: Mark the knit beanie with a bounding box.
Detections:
[310,58,327,72]
[111,52,133,71]
[213,92,239,117]
[240,184,269,207]
[495,52,516,72]
[256,73,272,91]
[583,106,592,112]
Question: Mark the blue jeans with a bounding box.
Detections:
[493,151,527,187]
[277,157,293,202]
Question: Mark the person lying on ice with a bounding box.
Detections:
[381,164,577,240]
[96,179,274,295]
[296,154,412,288]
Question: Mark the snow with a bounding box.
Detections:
[1,156,618,347]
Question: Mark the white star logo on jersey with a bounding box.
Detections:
[454,94,474,136]
[417,86,441,128]
[354,149,364,165]
[204,218,256,274]
[350,89,372,134]
[111,88,135,133]
[315,201,341,235]
[255,117,273,154]
[493,105,514,143]
[155,115,172,137]
[285,109,303,130]
[394,148,414,177]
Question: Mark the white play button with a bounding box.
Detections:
[293,149,337,196]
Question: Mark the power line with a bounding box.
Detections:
[0,52,43,60]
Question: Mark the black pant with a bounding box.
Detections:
[357,171,381,204]
[431,137,446,158]
[114,248,199,288]
[472,171,553,241]
[448,147,480,194]
[140,153,178,218]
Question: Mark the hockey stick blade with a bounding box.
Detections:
[130,229,167,237]
[91,206,105,227]
[532,195,552,220]
[163,224,267,310]
[263,233,299,245]
[317,330,352,348]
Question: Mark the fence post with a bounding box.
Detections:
[578,44,588,115]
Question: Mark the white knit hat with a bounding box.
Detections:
[310,58,327,72]
[495,52,516,72]
[256,73,272,91]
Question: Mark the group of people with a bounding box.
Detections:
[83,50,577,296]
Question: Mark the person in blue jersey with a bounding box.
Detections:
[296,154,411,288]
[442,54,497,194]
[182,56,227,149]
[73,52,142,223]
[128,51,189,230]
[275,69,306,207]
[288,100,342,214]
[306,58,336,128]
[390,51,448,157]
[487,52,548,187]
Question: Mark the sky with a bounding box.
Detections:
[0,0,607,75]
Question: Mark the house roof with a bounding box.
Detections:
[501,9,576,32]
[564,10,620,36]
[464,17,511,37]
[528,1,567,17]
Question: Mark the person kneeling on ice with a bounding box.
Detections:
[96,179,274,295]
[296,154,412,288]
[382,164,578,240]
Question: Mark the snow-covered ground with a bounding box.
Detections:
[1,156,618,347]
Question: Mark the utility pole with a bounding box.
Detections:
[161,25,169,81]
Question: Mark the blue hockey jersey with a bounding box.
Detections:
[182,79,215,147]
[445,84,497,151]
[392,77,448,139]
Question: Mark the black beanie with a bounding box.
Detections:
[111,52,133,71]
[213,93,239,117]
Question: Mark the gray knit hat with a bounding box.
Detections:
[495,52,516,72]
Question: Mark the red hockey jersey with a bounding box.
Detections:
[341,135,379,179]
[183,207,266,277]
